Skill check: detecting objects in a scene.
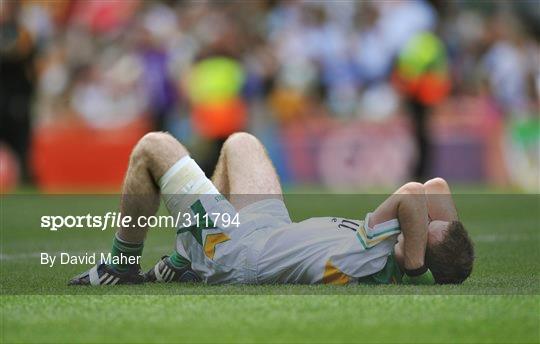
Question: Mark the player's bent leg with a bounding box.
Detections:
[119,132,189,243]
[212,132,282,210]
[69,132,192,286]
[147,143,232,284]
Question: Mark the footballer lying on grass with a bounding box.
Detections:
[69,132,474,286]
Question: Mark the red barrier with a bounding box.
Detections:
[31,118,150,192]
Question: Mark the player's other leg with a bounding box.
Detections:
[69,132,194,285]
[147,132,285,284]
[212,132,283,209]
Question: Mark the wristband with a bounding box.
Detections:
[404,265,428,277]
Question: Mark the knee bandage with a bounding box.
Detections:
[159,156,220,218]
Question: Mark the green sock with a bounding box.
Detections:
[110,234,144,272]
[169,251,190,269]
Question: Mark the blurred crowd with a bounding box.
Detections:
[1,0,539,188]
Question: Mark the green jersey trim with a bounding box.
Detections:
[177,200,217,245]
[357,251,403,285]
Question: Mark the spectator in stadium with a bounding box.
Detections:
[0,1,36,182]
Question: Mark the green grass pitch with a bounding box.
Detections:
[1,192,539,343]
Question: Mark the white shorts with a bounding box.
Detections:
[160,156,292,284]
[160,156,398,285]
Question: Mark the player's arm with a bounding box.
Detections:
[369,182,429,271]
[423,178,458,222]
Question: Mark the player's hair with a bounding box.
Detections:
[425,221,475,284]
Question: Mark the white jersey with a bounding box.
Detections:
[254,214,401,284]
[159,156,402,285]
